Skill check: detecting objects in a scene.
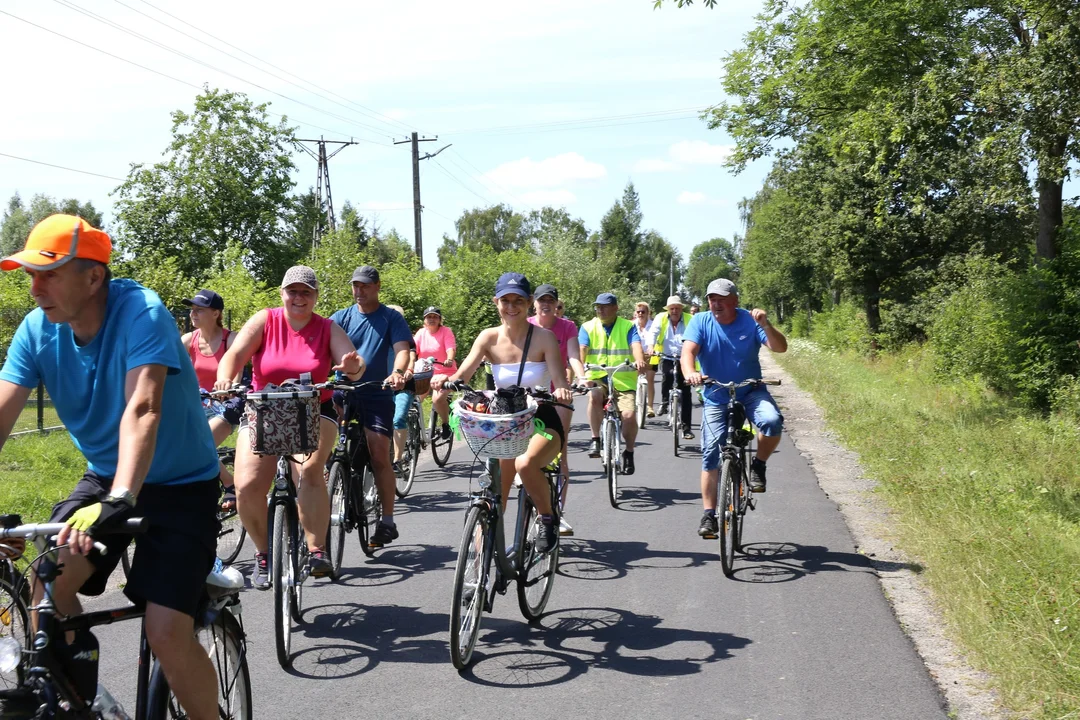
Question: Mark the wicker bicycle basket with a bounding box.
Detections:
[453,395,538,459]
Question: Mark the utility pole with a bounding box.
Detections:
[394,133,450,267]
[669,255,674,297]
[297,137,356,250]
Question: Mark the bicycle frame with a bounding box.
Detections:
[267,456,309,590]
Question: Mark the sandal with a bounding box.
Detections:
[220,486,237,511]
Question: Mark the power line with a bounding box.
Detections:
[0,152,125,182]
[446,148,525,205]
[133,0,415,133]
[442,152,522,206]
[442,106,708,136]
[111,0,410,136]
[429,160,494,205]
[51,0,396,142]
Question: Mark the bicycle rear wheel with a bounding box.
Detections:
[271,504,295,668]
[358,466,380,557]
[603,419,618,508]
[217,494,246,566]
[146,608,252,719]
[430,407,453,467]
[0,564,29,692]
[635,379,647,429]
[516,483,558,621]
[449,504,488,670]
[671,390,681,457]
[396,412,421,498]
[327,462,347,579]
[718,458,738,577]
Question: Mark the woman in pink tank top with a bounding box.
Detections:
[215,266,365,583]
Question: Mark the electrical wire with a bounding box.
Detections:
[0,152,125,182]
[429,160,494,205]
[442,106,708,136]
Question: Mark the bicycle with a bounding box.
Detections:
[635,370,649,429]
[0,555,29,694]
[700,377,781,577]
[659,352,686,457]
[325,379,394,583]
[442,382,574,669]
[427,359,457,468]
[584,362,635,508]
[394,358,438,497]
[0,514,250,719]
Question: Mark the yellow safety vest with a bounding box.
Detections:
[652,311,699,371]
[583,317,637,392]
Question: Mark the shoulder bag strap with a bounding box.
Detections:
[517,324,535,387]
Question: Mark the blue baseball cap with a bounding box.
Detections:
[495,272,532,298]
[593,292,618,306]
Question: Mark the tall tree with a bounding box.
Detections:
[1,193,104,257]
[436,204,536,265]
[685,237,739,300]
[112,88,300,283]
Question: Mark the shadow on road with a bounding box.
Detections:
[461,606,750,687]
[613,486,700,512]
[728,541,923,584]
[394,489,469,516]
[289,602,450,679]
[557,538,714,581]
[332,543,456,587]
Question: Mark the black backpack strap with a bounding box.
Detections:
[517,324,535,387]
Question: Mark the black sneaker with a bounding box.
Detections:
[658,403,669,416]
[369,521,400,547]
[588,438,601,458]
[750,458,767,492]
[440,423,452,440]
[698,512,719,538]
[309,549,333,577]
[534,516,559,554]
[622,451,635,475]
[252,552,270,590]
[682,426,695,440]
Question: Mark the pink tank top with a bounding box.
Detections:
[188,328,230,391]
[253,308,334,402]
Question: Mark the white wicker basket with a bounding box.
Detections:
[453,395,537,459]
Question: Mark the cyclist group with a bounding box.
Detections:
[0,215,788,716]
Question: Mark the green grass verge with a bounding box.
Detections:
[777,339,1080,718]
[0,431,85,523]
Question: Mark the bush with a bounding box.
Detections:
[809,300,872,353]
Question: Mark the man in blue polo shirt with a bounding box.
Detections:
[683,278,788,538]
[0,215,220,717]
[330,265,412,547]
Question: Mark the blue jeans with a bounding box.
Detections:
[393,391,414,430]
[700,387,783,471]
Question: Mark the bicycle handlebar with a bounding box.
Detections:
[699,378,781,388]
[0,517,148,541]
[583,362,637,375]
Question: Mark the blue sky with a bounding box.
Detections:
[1,0,773,267]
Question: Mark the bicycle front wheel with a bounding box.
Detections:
[718,458,738,577]
[603,419,618,508]
[217,494,246,566]
[635,379,647,429]
[671,391,681,457]
[396,414,421,498]
[271,504,295,668]
[516,484,558,621]
[430,407,454,467]
[449,504,488,670]
[0,564,29,692]
[358,466,379,557]
[146,608,252,719]
[327,461,347,579]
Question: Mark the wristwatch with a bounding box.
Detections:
[107,489,136,508]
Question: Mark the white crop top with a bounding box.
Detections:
[491,361,551,390]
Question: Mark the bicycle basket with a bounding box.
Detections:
[453,393,538,459]
[244,384,320,456]
[411,359,433,396]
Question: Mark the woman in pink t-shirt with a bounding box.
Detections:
[413,306,457,439]
[215,266,364,586]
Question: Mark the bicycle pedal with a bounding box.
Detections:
[700,533,718,540]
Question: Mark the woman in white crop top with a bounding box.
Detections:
[432,272,572,553]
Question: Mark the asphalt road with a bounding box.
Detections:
[89,383,948,720]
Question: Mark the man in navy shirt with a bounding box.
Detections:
[330,265,412,547]
[0,215,220,717]
[683,278,788,538]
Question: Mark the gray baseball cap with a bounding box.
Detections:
[281,265,318,289]
[706,278,737,297]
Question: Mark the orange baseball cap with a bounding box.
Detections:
[0,214,112,271]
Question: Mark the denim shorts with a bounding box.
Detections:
[393,391,414,430]
[700,387,783,471]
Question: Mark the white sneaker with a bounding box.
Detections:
[559,517,574,536]
[512,476,523,489]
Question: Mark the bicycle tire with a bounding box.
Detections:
[0,564,30,692]
[216,502,246,567]
[327,462,347,579]
[671,390,680,457]
[121,541,134,581]
[146,608,252,720]
[430,407,453,467]
[449,504,488,670]
[635,380,647,429]
[718,458,738,577]
[604,419,618,508]
[516,483,558,621]
[358,465,379,557]
[396,412,421,498]
[271,504,294,668]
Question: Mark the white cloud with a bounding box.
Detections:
[518,189,578,206]
[632,158,681,173]
[669,140,734,165]
[485,152,606,189]
[677,191,708,205]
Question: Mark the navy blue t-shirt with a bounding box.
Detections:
[330,304,412,397]
[684,308,769,405]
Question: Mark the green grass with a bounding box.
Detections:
[0,431,85,523]
[11,405,62,434]
[777,339,1080,718]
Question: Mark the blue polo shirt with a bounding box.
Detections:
[684,308,769,405]
[0,279,218,485]
[330,303,412,397]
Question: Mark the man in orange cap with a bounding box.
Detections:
[0,215,220,717]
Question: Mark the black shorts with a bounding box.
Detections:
[220,395,246,426]
[536,403,565,447]
[48,472,219,619]
[333,392,394,437]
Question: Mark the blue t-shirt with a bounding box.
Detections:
[0,279,218,485]
[577,323,641,349]
[684,308,769,405]
[330,304,412,396]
